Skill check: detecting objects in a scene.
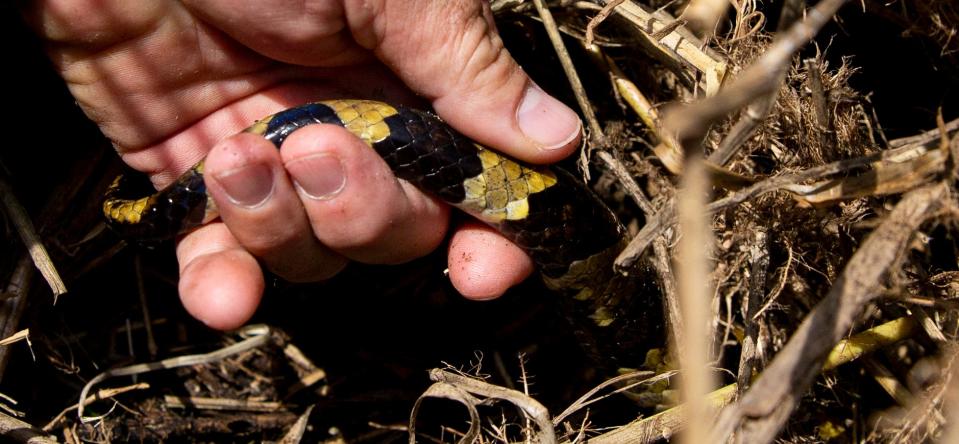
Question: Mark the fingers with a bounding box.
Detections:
[203,124,450,282]
[346,0,583,163]
[279,124,450,264]
[176,224,264,330]
[204,131,349,281]
[448,221,535,300]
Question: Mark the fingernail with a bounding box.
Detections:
[517,82,582,150]
[214,163,275,208]
[286,154,346,200]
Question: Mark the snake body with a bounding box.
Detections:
[104,100,662,368]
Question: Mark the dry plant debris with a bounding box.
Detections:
[1,0,959,443]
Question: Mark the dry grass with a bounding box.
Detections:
[2,0,959,442]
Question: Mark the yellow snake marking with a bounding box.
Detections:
[541,242,625,327]
[104,195,154,224]
[460,145,558,223]
[245,115,274,136]
[323,100,398,144]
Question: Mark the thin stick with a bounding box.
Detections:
[737,228,768,395]
[804,58,834,150]
[594,151,683,348]
[0,175,66,298]
[616,137,946,269]
[675,155,715,444]
[585,0,625,46]
[532,0,604,145]
[0,256,34,376]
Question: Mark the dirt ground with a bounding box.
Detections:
[1,0,958,442]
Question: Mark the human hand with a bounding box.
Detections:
[25,0,582,329]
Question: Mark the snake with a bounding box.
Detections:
[103,99,662,369]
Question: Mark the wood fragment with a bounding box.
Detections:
[585,0,625,46]
[0,175,66,298]
[43,383,150,432]
[587,44,684,174]
[674,154,715,444]
[278,405,314,444]
[738,228,768,395]
[532,0,602,143]
[0,410,56,444]
[0,257,34,377]
[804,58,835,149]
[163,396,282,412]
[616,134,949,270]
[601,0,728,95]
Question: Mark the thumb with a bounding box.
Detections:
[345,0,582,163]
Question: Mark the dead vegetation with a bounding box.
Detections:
[1,0,959,442]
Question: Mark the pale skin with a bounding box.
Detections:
[24,0,582,329]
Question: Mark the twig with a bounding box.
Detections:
[585,0,625,46]
[278,405,314,444]
[532,0,604,144]
[889,117,959,149]
[595,152,654,214]
[587,384,738,444]
[804,58,835,150]
[0,410,57,444]
[616,137,947,269]
[0,174,66,298]
[752,241,792,320]
[600,0,728,96]
[586,44,684,174]
[43,383,150,432]
[674,154,715,444]
[594,151,683,347]
[737,228,768,395]
[282,341,328,399]
[77,325,272,421]
[163,396,282,412]
[0,256,34,376]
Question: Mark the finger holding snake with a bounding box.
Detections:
[25,0,581,329]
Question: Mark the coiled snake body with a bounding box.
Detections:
[104,100,662,368]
